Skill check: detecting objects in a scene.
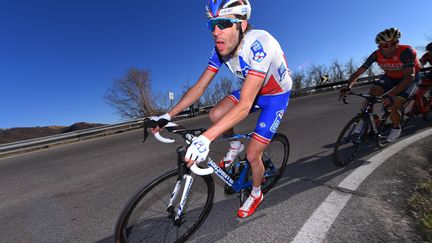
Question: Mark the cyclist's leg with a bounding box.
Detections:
[238,92,289,218]
[248,92,290,188]
[389,75,419,127]
[368,76,389,102]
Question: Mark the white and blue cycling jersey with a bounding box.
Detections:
[207,29,292,144]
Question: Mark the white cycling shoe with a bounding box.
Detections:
[218,140,244,169]
[386,128,401,142]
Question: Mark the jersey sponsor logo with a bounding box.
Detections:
[278,62,287,80]
[379,63,403,71]
[251,40,267,62]
[259,122,266,128]
[239,56,250,77]
[193,141,207,153]
[270,110,284,133]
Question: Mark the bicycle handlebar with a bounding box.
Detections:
[143,117,215,176]
[340,91,384,104]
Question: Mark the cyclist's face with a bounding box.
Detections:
[211,15,244,56]
[379,41,398,57]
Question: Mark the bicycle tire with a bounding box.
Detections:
[260,133,290,193]
[114,169,214,243]
[332,114,368,167]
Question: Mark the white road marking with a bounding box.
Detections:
[292,128,432,243]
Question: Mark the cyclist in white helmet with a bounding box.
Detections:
[151,0,293,218]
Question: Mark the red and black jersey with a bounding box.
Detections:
[361,45,421,79]
[420,52,432,66]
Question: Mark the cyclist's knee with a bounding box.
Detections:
[209,99,234,123]
[246,142,266,166]
[369,86,384,96]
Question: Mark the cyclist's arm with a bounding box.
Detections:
[203,74,265,141]
[168,69,216,117]
[347,67,368,88]
[347,52,376,88]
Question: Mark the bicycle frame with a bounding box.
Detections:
[406,83,432,115]
[166,133,254,223]
[352,94,384,136]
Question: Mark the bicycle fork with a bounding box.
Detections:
[166,147,195,226]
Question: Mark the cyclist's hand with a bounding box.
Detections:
[185,135,211,166]
[339,86,351,100]
[148,113,171,134]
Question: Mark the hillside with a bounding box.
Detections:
[0,122,107,144]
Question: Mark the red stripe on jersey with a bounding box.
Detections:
[248,70,266,79]
[228,94,239,104]
[252,133,271,144]
[207,66,219,73]
[259,75,283,95]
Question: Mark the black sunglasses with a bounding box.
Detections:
[207,18,242,32]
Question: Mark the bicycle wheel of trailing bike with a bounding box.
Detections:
[114,169,214,243]
[333,115,368,167]
[260,133,290,193]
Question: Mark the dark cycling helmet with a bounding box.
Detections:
[375,28,401,44]
[426,42,432,52]
[206,0,252,20]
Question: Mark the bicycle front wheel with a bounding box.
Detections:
[114,169,214,243]
[333,115,368,167]
[261,133,290,193]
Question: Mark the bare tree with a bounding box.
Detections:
[306,64,329,86]
[291,69,305,89]
[201,77,239,105]
[344,58,358,78]
[329,60,345,82]
[104,68,158,120]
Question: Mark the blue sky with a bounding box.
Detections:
[1,0,431,129]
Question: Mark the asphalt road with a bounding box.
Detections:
[1,87,431,242]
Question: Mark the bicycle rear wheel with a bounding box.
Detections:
[332,115,368,167]
[261,133,290,193]
[114,169,214,243]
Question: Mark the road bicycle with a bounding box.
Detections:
[401,77,432,126]
[332,92,392,167]
[114,118,290,243]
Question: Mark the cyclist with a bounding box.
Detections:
[420,42,432,85]
[420,42,432,67]
[340,28,421,142]
[151,0,292,218]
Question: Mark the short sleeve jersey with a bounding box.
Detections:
[420,52,432,66]
[361,45,421,79]
[207,29,292,96]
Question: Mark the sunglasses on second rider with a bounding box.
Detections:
[207,18,242,32]
[378,41,397,49]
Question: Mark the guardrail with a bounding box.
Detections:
[0,119,145,158]
[1,67,430,158]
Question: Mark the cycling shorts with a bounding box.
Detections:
[228,90,290,144]
[373,74,420,100]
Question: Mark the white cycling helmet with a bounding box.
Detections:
[206,0,252,20]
